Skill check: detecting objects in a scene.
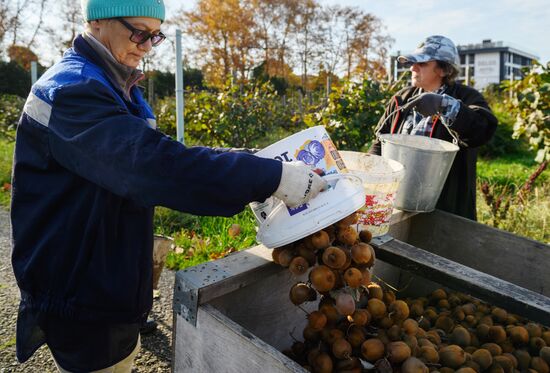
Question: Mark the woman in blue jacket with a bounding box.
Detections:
[10,1,326,371]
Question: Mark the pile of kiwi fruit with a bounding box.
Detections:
[271,212,550,373]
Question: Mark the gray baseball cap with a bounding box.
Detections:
[398,35,460,68]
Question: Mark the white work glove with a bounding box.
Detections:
[273,161,328,208]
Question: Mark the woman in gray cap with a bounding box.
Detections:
[369,35,498,220]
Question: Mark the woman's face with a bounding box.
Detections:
[410,61,445,92]
[90,17,162,68]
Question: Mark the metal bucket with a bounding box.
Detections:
[379,134,459,212]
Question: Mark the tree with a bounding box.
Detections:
[505,61,550,165]
[0,60,30,97]
[180,0,257,87]
[0,0,48,58]
[318,6,393,80]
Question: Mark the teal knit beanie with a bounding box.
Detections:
[81,0,165,22]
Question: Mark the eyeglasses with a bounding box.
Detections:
[117,18,166,47]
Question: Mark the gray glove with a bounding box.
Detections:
[273,161,328,207]
[404,92,446,116]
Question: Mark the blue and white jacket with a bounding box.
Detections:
[11,35,281,325]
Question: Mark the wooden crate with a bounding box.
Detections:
[172,210,550,372]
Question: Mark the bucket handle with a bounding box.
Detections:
[259,173,362,233]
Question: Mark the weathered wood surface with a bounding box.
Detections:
[208,263,315,351]
[407,210,550,296]
[173,304,306,373]
[371,237,550,326]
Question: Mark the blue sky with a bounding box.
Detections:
[166,0,549,63]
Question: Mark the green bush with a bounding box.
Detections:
[155,80,303,148]
[305,79,404,151]
[0,94,25,141]
[0,61,31,98]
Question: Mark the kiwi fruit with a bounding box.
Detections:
[491,307,508,323]
[383,289,396,305]
[509,325,530,346]
[337,226,358,245]
[310,230,330,250]
[431,288,447,301]
[319,302,339,325]
[278,247,295,267]
[451,326,472,347]
[289,282,314,305]
[309,265,336,293]
[332,337,352,359]
[488,325,507,343]
[389,300,410,321]
[302,325,321,342]
[288,256,309,276]
[367,298,387,319]
[481,342,503,356]
[350,242,373,265]
[401,356,429,373]
[419,345,439,364]
[526,323,543,338]
[367,283,383,300]
[493,355,514,373]
[322,328,345,345]
[307,310,327,331]
[402,318,419,335]
[343,267,363,288]
[439,345,466,369]
[455,368,476,373]
[540,346,550,365]
[359,229,372,243]
[321,246,347,269]
[387,341,412,364]
[296,244,317,266]
[361,338,385,362]
[530,357,550,373]
[351,308,370,327]
[347,325,366,348]
[513,349,532,370]
[313,352,333,373]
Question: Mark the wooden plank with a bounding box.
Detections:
[407,210,550,296]
[371,237,550,326]
[173,304,306,373]
[209,265,316,350]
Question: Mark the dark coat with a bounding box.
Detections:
[369,83,498,220]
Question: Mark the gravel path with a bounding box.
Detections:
[0,208,176,372]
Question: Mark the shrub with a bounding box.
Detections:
[0,94,25,141]
[305,78,405,151]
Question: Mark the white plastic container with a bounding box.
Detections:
[339,151,405,237]
[251,126,365,248]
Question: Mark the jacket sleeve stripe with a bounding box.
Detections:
[24,92,52,127]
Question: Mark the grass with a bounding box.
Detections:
[159,207,258,270]
[477,154,548,187]
[0,336,16,350]
[476,153,549,243]
[0,136,14,208]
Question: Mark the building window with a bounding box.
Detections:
[460,54,466,64]
[469,54,475,63]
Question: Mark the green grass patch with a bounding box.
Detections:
[0,136,14,209]
[477,154,548,187]
[0,336,16,350]
[162,207,257,270]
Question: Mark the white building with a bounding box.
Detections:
[392,39,539,90]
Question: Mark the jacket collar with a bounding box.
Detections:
[73,34,144,100]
